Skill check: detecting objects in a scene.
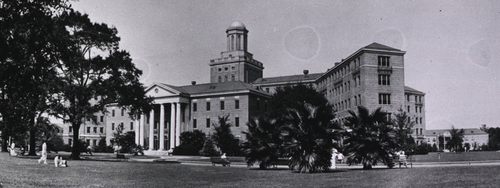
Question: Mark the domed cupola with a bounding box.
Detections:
[226,21,248,51]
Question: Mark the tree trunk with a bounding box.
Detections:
[259,162,267,170]
[28,117,37,156]
[71,124,81,159]
[1,130,8,152]
[363,162,373,169]
[28,129,37,156]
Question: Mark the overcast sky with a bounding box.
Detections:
[71,0,500,130]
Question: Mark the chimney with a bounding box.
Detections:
[191,81,196,85]
[303,70,309,75]
[335,62,340,66]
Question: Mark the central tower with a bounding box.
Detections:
[209,21,264,84]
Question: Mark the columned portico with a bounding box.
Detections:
[139,83,190,155]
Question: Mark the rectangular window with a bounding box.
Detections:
[378,75,390,85]
[93,127,97,133]
[69,139,72,146]
[378,94,391,104]
[415,106,418,113]
[100,127,104,133]
[235,117,239,127]
[378,56,390,66]
[354,96,357,106]
[220,101,225,110]
[100,116,104,122]
[93,139,97,146]
[69,126,73,133]
[407,106,410,112]
[206,102,211,111]
[419,107,422,113]
[419,96,422,103]
[415,96,418,103]
[193,119,197,128]
[86,139,90,145]
[235,100,240,109]
[112,123,115,130]
[130,122,134,130]
[112,110,115,117]
[87,127,90,133]
[121,109,125,116]
[206,118,210,128]
[193,103,197,112]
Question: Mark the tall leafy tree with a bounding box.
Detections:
[50,10,152,159]
[0,0,69,154]
[392,108,416,154]
[242,116,281,169]
[211,115,240,155]
[343,106,397,169]
[446,126,465,152]
[282,103,337,173]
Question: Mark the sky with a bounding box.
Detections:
[71,0,500,130]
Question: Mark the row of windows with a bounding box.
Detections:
[218,74,236,82]
[218,66,236,72]
[406,95,423,103]
[111,108,127,117]
[318,57,361,89]
[334,94,362,111]
[415,128,423,135]
[193,100,240,112]
[69,126,104,134]
[86,127,105,134]
[192,117,240,129]
[407,106,423,113]
[110,122,134,131]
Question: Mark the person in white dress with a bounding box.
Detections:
[38,142,47,164]
[9,142,17,156]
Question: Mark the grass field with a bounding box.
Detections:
[1,152,500,187]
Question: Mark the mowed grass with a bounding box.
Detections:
[411,151,500,163]
[1,152,500,188]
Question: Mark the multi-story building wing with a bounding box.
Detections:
[316,43,407,122]
[405,86,426,144]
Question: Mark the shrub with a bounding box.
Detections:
[201,137,219,156]
[414,144,429,155]
[172,144,199,156]
[63,144,71,152]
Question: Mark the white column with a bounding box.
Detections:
[170,103,176,149]
[159,104,165,150]
[175,103,181,147]
[134,117,140,145]
[149,108,154,151]
[139,114,145,146]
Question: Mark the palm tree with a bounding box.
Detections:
[343,106,397,169]
[281,102,337,173]
[241,116,281,169]
[446,126,465,152]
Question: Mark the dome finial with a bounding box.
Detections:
[228,21,246,30]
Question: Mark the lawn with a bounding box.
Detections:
[1,152,500,187]
[410,151,500,163]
